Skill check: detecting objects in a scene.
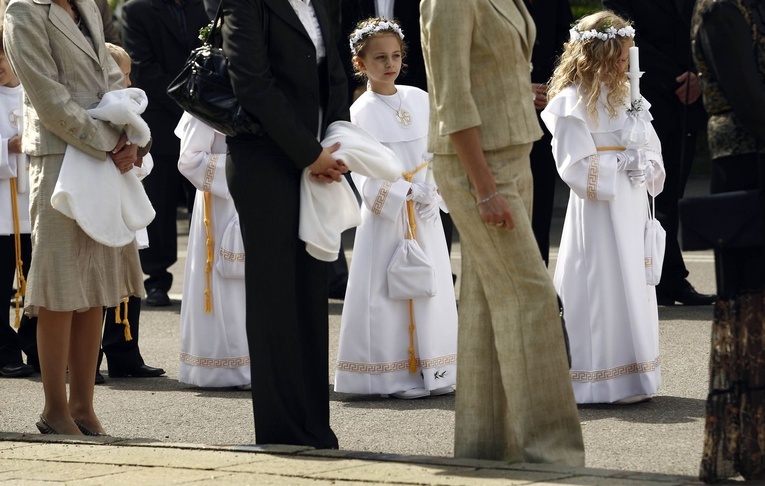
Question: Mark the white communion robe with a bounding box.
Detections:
[541,85,667,404]
[334,86,458,395]
[175,113,250,388]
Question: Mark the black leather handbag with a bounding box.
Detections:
[678,190,763,250]
[166,6,262,137]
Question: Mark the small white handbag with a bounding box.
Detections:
[386,210,436,300]
[645,189,666,286]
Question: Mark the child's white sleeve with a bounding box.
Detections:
[176,115,229,198]
[0,137,18,179]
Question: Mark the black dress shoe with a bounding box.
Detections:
[108,364,166,378]
[0,362,35,378]
[657,281,716,306]
[95,371,105,385]
[146,288,171,307]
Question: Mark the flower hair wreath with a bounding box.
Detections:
[569,23,635,42]
[349,20,405,54]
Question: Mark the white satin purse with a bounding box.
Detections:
[645,186,666,286]
[386,212,436,300]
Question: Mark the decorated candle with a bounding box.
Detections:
[628,46,641,104]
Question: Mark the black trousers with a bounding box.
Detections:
[530,124,558,265]
[710,154,765,296]
[139,153,182,292]
[227,141,338,449]
[0,234,34,367]
[655,127,697,294]
[99,296,146,371]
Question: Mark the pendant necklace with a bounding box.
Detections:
[373,91,412,127]
[66,0,88,34]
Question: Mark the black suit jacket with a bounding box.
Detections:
[525,0,572,84]
[602,0,706,134]
[122,0,210,155]
[338,0,426,99]
[222,0,349,169]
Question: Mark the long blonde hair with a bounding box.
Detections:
[547,11,633,121]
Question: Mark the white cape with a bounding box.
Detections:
[299,120,403,262]
[51,88,155,247]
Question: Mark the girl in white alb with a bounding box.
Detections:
[175,113,250,389]
[541,12,666,404]
[334,18,458,399]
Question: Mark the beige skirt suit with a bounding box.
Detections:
[421,0,584,466]
[4,0,143,316]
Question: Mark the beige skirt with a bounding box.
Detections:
[24,154,144,316]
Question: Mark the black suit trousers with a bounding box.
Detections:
[226,140,338,449]
[530,123,558,265]
[0,234,32,366]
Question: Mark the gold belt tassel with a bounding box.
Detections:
[203,191,213,313]
[10,179,25,328]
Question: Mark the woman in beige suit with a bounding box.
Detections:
[420,0,584,465]
[4,0,143,435]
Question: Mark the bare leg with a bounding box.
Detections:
[68,307,106,434]
[37,307,81,435]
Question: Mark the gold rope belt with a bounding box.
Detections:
[596,145,627,152]
[401,161,429,374]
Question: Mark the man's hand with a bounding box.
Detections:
[675,71,701,105]
[308,142,348,183]
[532,83,549,111]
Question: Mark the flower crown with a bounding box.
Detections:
[569,23,635,42]
[349,20,405,54]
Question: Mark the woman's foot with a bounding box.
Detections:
[70,413,106,436]
[391,387,430,399]
[72,417,108,436]
[36,413,82,435]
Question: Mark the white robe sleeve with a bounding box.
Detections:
[547,114,618,201]
[642,121,666,197]
[362,177,410,223]
[0,138,18,179]
[176,114,229,199]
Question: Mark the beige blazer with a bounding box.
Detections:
[420,0,543,154]
[3,0,123,160]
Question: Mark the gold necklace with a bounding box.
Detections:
[373,90,412,127]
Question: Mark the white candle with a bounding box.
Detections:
[628,46,641,104]
[629,46,640,73]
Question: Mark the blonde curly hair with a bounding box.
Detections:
[547,11,633,121]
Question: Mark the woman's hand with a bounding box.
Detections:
[110,134,139,174]
[477,190,515,230]
[307,142,348,183]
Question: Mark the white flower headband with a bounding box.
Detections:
[569,24,635,42]
[349,20,405,54]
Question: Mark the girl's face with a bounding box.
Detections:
[356,33,402,94]
[618,41,631,74]
[0,53,19,88]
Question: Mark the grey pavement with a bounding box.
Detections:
[0,176,750,484]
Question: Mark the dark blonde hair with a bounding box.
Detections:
[349,18,407,81]
[105,42,131,66]
[548,11,633,121]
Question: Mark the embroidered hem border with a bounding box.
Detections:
[180,352,250,369]
[570,356,660,382]
[337,354,457,374]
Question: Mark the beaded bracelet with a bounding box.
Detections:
[476,191,500,206]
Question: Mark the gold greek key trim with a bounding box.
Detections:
[587,154,599,201]
[203,154,220,192]
[372,181,392,215]
[180,352,250,369]
[337,354,457,374]
[570,357,661,382]
[645,257,652,267]
[219,247,245,263]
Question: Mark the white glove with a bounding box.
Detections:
[616,148,646,171]
[407,182,438,205]
[417,197,441,225]
[627,169,646,187]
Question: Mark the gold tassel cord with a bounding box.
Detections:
[121,298,132,341]
[10,179,25,329]
[203,191,213,313]
[401,161,429,373]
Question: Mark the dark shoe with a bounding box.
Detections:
[73,417,108,436]
[0,362,35,378]
[35,415,58,435]
[657,281,716,306]
[108,364,166,378]
[145,288,171,307]
[95,371,105,385]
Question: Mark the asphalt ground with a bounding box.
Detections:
[0,176,737,483]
